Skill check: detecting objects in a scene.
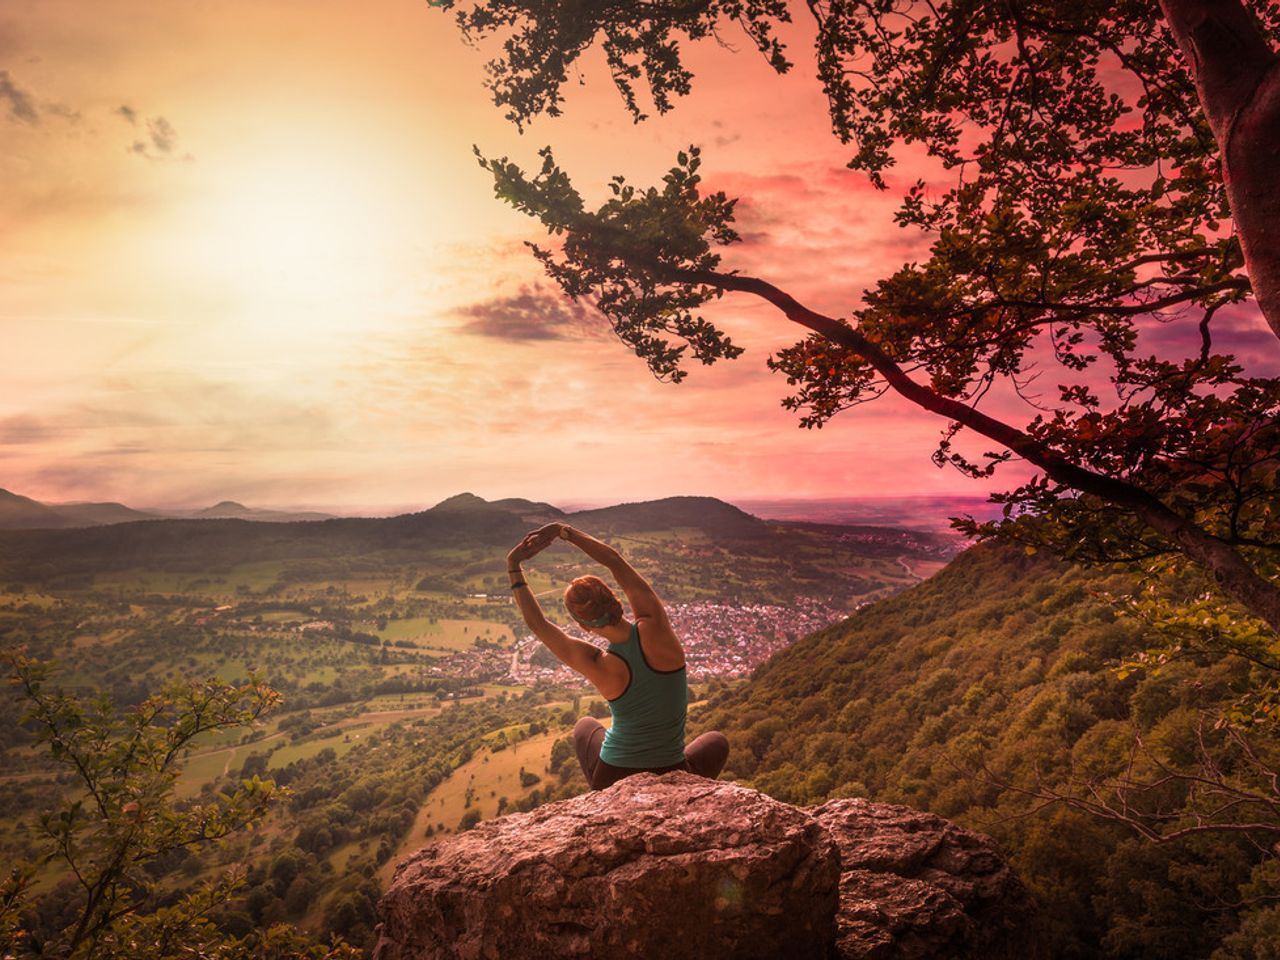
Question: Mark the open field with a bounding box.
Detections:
[900,557,951,580]
[175,702,450,797]
[381,725,580,886]
[357,616,515,652]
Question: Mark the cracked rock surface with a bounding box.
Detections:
[808,797,1038,959]
[373,773,1034,960]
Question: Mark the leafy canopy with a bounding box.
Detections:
[480,144,743,382]
[1,652,357,960]
[437,2,1280,783]
[438,0,791,128]
[443,0,1280,634]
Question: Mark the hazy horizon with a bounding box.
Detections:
[6,484,1004,518]
[6,484,995,533]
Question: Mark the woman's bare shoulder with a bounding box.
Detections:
[635,615,685,671]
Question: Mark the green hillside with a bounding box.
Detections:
[0,494,953,608]
[568,495,768,537]
[696,544,1275,959]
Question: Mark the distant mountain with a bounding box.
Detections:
[188,501,333,523]
[487,497,567,520]
[0,490,959,587]
[196,500,256,518]
[428,492,491,512]
[0,489,334,529]
[568,495,769,537]
[47,501,157,525]
[0,491,562,579]
[0,489,77,530]
[427,492,566,527]
[0,491,852,585]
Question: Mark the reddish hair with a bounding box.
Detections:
[563,575,623,626]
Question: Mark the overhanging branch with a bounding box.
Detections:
[667,265,1280,633]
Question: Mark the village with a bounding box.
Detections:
[426,598,853,687]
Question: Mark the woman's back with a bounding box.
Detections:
[599,622,687,768]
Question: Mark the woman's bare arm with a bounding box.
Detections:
[506,531,625,695]
[553,524,671,630]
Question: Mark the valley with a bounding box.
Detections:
[0,492,958,949]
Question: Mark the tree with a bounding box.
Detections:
[431,0,1280,860]
[434,0,1280,640]
[1,652,357,960]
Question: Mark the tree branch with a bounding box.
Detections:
[668,265,1280,633]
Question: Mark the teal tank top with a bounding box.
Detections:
[599,622,688,768]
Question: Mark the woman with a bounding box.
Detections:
[506,521,729,790]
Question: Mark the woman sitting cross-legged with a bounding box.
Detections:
[506,522,729,790]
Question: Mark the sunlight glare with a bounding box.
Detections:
[181,141,421,337]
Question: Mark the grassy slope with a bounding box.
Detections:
[695,543,1267,960]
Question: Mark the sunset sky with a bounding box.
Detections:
[2,1,1274,513]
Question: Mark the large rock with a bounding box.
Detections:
[373,772,841,960]
[809,797,1038,959]
[373,775,1037,960]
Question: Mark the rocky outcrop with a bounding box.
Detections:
[373,773,839,960]
[809,797,1038,959]
[373,773,1036,960]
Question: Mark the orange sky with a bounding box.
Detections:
[7,0,1260,513]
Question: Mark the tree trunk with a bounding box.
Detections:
[1221,61,1280,344]
[1160,0,1280,342]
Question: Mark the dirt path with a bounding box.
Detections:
[187,730,287,765]
[328,706,442,726]
[895,555,922,581]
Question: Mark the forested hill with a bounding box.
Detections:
[0,493,954,588]
[0,496,575,579]
[694,544,1268,959]
[568,496,767,536]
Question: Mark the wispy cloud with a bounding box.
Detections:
[0,69,37,124]
[0,414,55,445]
[0,69,82,125]
[126,114,187,160]
[455,286,611,342]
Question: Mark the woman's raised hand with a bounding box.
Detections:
[507,526,559,565]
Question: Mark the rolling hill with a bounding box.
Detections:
[45,500,157,525]
[0,489,80,530]
[0,488,332,529]
[693,543,1269,959]
[0,492,956,587]
[568,495,769,537]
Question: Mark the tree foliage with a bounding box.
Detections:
[440,1,1280,646]
[438,0,791,128]
[692,543,1280,957]
[0,652,356,960]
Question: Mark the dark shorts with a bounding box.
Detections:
[573,716,730,791]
